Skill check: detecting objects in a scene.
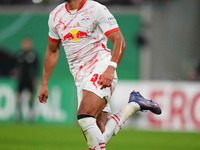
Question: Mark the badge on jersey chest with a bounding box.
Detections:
[81,15,90,24]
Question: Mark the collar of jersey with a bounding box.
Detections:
[65,0,87,14]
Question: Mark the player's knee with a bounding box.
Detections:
[77,106,98,117]
[77,109,92,117]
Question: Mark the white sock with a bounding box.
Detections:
[103,102,140,143]
[78,117,106,150]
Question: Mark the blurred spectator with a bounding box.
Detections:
[15,37,39,122]
[188,60,200,81]
[0,0,36,5]
[0,47,15,77]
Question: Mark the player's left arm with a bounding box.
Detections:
[100,30,126,89]
[107,30,126,66]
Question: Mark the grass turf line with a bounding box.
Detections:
[0,123,200,150]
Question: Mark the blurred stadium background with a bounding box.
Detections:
[0,0,200,150]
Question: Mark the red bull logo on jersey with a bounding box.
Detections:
[63,29,89,41]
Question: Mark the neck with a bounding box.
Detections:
[67,0,83,10]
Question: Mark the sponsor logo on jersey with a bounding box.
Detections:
[107,16,117,26]
[63,29,89,41]
[107,16,115,21]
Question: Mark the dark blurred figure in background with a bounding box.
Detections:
[15,37,39,122]
[0,0,32,5]
[0,47,15,77]
[188,60,200,81]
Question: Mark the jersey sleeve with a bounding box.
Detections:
[96,4,120,36]
[48,12,61,42]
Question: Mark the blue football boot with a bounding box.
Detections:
[129,91,162,115]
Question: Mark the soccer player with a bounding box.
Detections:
[38,0,162,149]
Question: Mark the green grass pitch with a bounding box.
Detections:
[0,123,200,150]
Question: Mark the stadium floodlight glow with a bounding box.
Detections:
[32,0,43,4]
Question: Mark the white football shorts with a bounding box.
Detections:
[76,56,118,114]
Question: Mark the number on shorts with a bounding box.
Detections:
[90,74,102,88]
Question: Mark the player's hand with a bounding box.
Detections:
[100,66,115,90]
[38,84,49,104]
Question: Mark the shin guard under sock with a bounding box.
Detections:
[78,116,106,150]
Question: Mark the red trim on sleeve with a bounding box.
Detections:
[48,36,61,42]
[104,27,120,36]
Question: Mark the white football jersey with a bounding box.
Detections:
[48,0,119,82]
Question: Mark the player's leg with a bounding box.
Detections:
[96,111,108,133]
[103,91,162,143]
[103,101,140,143]
[77,90,107,150]
[95,100,140,143]
[78,90,106,118]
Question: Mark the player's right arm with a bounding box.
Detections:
[38,40,61,104]
[38,8,62,103]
